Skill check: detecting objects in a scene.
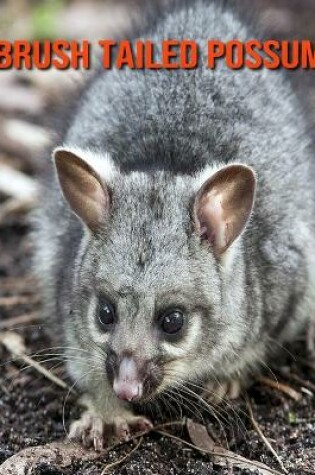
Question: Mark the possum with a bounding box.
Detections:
[33,0,315,449]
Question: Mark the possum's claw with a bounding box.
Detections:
[69,410,152,450]
[69,411,105,450]
[113,414,153,442]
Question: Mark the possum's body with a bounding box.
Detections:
[34,0,315,446]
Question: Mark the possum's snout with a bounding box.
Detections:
[113,357,143,401]
[106,351,163,402]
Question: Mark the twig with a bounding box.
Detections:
[257,375,301,401]
[246,396,288,474]
[0,331,71,391]
[154,420,185,431]
[0,312,39,330]
[10,354,68,391]
[101,437,143,474]
[279,370,315,393]
[0,295,40,307]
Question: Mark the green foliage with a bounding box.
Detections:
[31,0,65,40]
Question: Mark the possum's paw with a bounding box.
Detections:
[69,410,153,450]
[202,379,243,403]
[69,411,105,450]
[111,414,153,443]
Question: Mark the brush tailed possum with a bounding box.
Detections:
[34,0,315,449]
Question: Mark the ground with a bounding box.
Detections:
[1,1,315,474]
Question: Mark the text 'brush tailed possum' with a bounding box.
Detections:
[34,0,315,448]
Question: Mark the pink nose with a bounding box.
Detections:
[113,357,143,402]
[113,380,143,401]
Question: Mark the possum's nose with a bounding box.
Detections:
[113,357,143,401]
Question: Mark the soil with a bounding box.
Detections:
[1,1,315,474]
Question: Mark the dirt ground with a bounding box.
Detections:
[2,1,315,474]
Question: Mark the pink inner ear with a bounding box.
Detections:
[200,225,215,244]
[54,150,110,232]
[197,189,227,252]
[194,164,256,256]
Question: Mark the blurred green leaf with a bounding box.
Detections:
[31,0,65,40]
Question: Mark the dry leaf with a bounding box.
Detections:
[185,419,283,475]
[186,418,215,451]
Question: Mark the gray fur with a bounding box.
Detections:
[34,0,315,423]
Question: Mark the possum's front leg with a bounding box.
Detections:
[69,394,152,450]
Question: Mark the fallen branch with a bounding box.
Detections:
[257,375,301,401]
[0,442,105,474]
[246,396,288,474]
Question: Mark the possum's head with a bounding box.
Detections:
[54,147,256,403]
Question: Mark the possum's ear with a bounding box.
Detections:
[194,164,256,256]
[53,148,112,232]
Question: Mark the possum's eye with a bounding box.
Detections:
[159,310,184,335]
[98,299,115,330]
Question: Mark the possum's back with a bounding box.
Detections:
[65,1,312,182]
